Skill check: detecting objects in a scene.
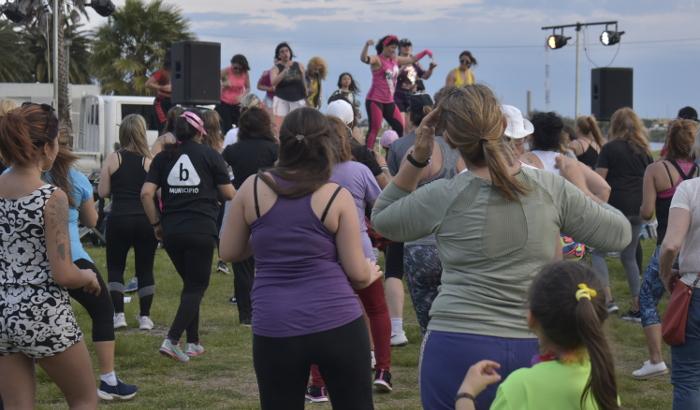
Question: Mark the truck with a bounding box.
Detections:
[74,95,161,174]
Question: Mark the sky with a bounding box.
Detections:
[86,0,700,119]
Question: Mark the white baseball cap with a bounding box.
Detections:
[326,99,354,126]
[501,104,534,139]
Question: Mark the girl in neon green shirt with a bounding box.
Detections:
[456,261,620,410]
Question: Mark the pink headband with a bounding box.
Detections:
[180,111,207,136]
[383,35,398,47]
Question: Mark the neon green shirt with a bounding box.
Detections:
[491,360,601,410]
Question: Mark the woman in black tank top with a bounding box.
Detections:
[570,115,605,168]
[98,114,159,331]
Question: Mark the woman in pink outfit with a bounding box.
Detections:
[216,54,250,133]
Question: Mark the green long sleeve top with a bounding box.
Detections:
[371,167,631,338]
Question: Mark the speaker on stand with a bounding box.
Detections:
[171,41,221,106]
[591,67,633,121]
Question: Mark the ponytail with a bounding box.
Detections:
[0,107,53,167]
[575,299,619,410]
[482,137,528,201]
[46,142,79,207]
[587,117,604,147]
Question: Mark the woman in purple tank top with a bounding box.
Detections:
[220,107,383,410]
[360,35,433,149]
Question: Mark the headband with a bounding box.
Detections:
[575,283,598,301]
[383,35,399,47]
[180,111,207,136]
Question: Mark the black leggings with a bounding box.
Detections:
[253,317,373,410]
[69,259,115,342]
[384,241,404,280]
[232,256,254,323]
[365,99,404,149]
[215,101,241,134]
[106,214,158,316]
[163,233,216,343]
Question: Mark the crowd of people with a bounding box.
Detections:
[1,34,699,410]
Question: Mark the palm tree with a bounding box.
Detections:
[23,21,92,84]
[0,21,33,82]
[90,0,194,96]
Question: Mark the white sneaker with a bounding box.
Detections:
[390,331,408,347]
[632,360,668,379]
[138,316,154,330]
[113,313,127,329]
[185,343,205,357]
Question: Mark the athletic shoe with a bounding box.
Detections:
[305,385,329,403]
[97,379,138,400]
[159,339,190,363]
[124,277,138,293]
[138,316,154,330]
[390,331,409,347]
[373,369,393,393]
[217,261,230,274]
[185,343,206,357]
[606,302,620,314]
[229,296,237,304]
[113,313,127,329]
[621,310,642,323]
[632,360,669,379]
[240,318,252,327]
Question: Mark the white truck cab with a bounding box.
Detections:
[75,95,160,174]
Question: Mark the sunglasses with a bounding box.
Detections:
[22,102,59,141]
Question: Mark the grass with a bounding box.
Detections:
[32,239,672,409]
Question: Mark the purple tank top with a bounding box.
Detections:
[367,56,399,104]
[249,179,363,337]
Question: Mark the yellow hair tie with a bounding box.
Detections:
[575,283,598,301]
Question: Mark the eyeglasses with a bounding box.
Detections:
[460,59,471,64]
[21,102,59,141]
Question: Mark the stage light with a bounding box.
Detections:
[547,34,570,49]
[600,30,624,46]
[88,0,115,17]
[1,1,29,23]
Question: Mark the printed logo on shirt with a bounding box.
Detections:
[167,154,200,194]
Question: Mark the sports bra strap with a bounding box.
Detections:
[662,161,674,187]
[254,175,261,218]
[669,160,699,182]
[320,186,343,224]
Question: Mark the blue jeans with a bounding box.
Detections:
[639,246,665,327]
[419,330,539,410]
[672,291,700,410]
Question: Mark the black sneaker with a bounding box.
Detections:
[606,301,620,314]
[621,310,642,323]
[97,379,138,400]
[373,369,393,393]
[305,385,329,403]
[217,261,230,274]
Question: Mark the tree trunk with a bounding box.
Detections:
[56,0,73,147]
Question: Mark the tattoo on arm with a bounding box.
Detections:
[47,191,70,262]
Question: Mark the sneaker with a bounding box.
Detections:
[373,369,393,393]
[240,318,252,327]
[159,339,190,363]
[229,296,237,304]
[185,343,205,357]
[97,379,138,400]
[632,360,669,379]
[305,385,329,403]
[138,316,154,330]
[607,302,620,314]
[621,310,642,323]
[124,277,138,293]
[113,313,127,329]
[217,261,230,274]
[391,331,409,347]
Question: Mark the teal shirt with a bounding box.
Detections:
[372,167,631,338]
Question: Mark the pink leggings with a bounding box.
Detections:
[310,279,391,385]
[365,99,404,149]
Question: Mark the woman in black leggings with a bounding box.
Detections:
[141,109,235,362]
[99,114,158,331]
[48,143,137,400]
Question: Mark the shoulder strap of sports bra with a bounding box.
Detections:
[254,175,261,218]
[320,185,343,224]
[661,161,674,187]
[669,160,698,182]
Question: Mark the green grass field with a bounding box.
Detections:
[33,239,672,409]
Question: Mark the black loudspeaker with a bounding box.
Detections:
[591,68,633,121]
[171,41,221,105]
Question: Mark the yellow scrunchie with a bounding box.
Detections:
[575,283,598,301]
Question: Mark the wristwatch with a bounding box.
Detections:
[406,152,431,168]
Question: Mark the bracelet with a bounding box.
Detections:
[455,391,476,403]
[406,152,431,168]
[151,220,161,227]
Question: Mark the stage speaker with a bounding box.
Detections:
[591,68,633,121]
[171,41,221,105]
